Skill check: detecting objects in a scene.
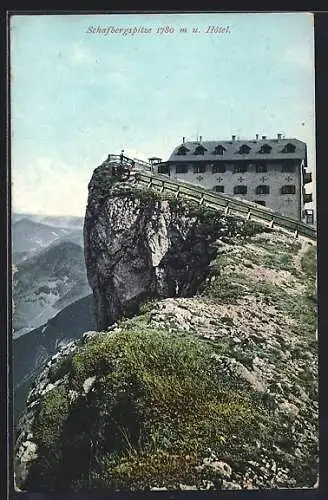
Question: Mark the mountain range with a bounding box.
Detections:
[12,215,84,263]
[12,213,93,421]
[13,294,96,421]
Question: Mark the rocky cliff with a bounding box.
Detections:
[14,160,318,492]
[83,163,259,330]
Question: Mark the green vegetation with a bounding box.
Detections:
[301,244,316,277]
[301,245,317,303]
[205,238,317,340]
[209,338,255,371]
[251,239,302,276]
[28,328,291,491]
[24,179,317,491]
[253,280,316,339]
[48,355,73,384]
[206,274,249,304]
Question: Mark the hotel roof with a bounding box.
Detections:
[168,138,307,163]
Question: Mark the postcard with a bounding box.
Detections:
[10,11,318,494]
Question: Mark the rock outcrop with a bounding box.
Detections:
[14,160,318,492]
[84,161,258,330]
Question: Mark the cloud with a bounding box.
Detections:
[12,157,92,216]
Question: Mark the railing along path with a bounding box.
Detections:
[106,154,317,241]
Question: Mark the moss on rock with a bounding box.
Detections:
[25,327,292,491]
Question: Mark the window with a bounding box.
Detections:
[258,144,272,154]
[256,163,267,173]
[281,143,296,153]
[281,185,296,195]
[176,146,189,156]
[212,164,226,173]
[281,162,296,173]
[304,193,313,203]
[194,145,207,155]
[254,200,266,206]
[256,185,270,195]
[175,165,189,174]
[213,145,226,155]
[233,163,248,173]
[158,164,170,174]
[238,144,251,154]
[193,165,206,174]
[213,185,225,193]
[304,209,314,225]
[234,185,247,195]
[303,171,312,184]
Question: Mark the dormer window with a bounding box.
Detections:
[238,144,251,154]
[213,145,226,155]
[282,143,296,154]
[176,145,190,156]
[194,145,207,155]
[258,144,272,154]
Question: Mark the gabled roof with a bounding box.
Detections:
[168,138,306,162]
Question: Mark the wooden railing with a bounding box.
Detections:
[106,154,152,170]
[133,171,317,241]
[106,154,317,241]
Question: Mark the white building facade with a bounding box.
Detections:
[155,135,313,223]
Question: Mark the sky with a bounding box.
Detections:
[10,12,316,216]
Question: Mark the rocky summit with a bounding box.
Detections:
[14,159,318,492]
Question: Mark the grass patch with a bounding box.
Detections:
[28,328,291,491]
[205,268,254,303]
[261,251,295,273]
[252,281,316,339]
[205,275,245,303]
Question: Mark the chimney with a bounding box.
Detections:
[182,137,185,144]
[232,135,236,141]
[262,135,266,140]
[277,133,282,140]
[256,134,259,140]
[199,135,202,143]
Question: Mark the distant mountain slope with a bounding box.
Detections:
[13,240,90,336]
[40,215,84,228]
[13,218,74,253]
[13,213,84,227]
[13,294,96,422]
[12,216,84,263]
